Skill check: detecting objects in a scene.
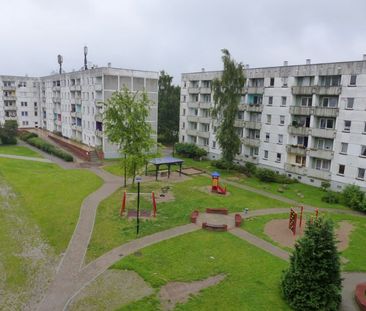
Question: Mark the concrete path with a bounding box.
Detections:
[0,153,52,163]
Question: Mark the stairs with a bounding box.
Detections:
[89,150,100,162]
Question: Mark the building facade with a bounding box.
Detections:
[180,57,366,191]
[0,67,158,158]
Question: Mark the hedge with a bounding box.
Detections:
[175,143,207,158]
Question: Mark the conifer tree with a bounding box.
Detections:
[212,49,246,164]
[281,217,342,311]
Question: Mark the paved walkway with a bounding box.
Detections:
[0,153,52,163]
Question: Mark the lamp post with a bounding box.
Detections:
[84,46,88,70]
[135,176,142,236]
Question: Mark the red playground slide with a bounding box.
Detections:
[217,185,227,195]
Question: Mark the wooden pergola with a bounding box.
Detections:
[146,157,184,181]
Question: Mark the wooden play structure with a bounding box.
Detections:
[211,172,227,195]
[288,206,320,235]
[120,191,157,218]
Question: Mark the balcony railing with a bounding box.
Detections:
[200,87,211,94]
[186,129,198,136]
[241,137,260,147]
[198,116,211,123]
[286,145,307,156]
[197,131,210,139]
[2,85,16,91]
[311,128,336,139]
[95,129,103,137]
[4,115,17,120]
[187,102,199,108]
[308,148,334,160]
[95,113,103,122]
[288,126,311,136]
[70,85,81,91]
[245,104,263,112]
[234,120,245,127]
[307,168,331,180]
[187,115,199,122]
[313,107,339,118]
[187,87,199,94]
[245,121,262,130]
[289,106,312,115]
[284,163,307,175]
[236,154,259,164]
[316,86,342,96]
[94,84,103,91]
[199,102,211,109]
[291,86,316,95]
[247,86,264,94]
[3,95,17,101]
[4,105,17,111]
[95,100,104,107]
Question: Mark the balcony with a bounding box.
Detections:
[245,104,263,112]
[55,119,61,126]
[307,168,331,180]
[199,102,211,109]
[285,163,307,175]
[238,104,246,111]
[4,105,17,111]
[316,86,342,96]
[313,107,339,118]
[52,96,61,103]
[4,115,17,120]
[75,112,82,119]
[308,148,334,160]
[236,154,259,164]
[71,124,82,132]
[70,111,77,117]
[288,126,311,136]
[311,128,336,139]
[187,101,199,108]
[242,137,260,147]
[3,95,17,101]
[186,129,198,136]
[188,87,199,94]
[187,115,199,122]
[198,116,210,124]
[289,106,312,115]
[70,85,81,91]
[291,86,316,95]
[200,87,211,94]
[95,113,103,122]
[286,145,307,156]
[95,84,103,91]
[245,121,261,130]
[198,131,210,139]
[247,86,264,94]
[234,120,245,127]
[95,100,104,108]
[2,85,16,91]
[52,86,61,91]
[95,129,103,137]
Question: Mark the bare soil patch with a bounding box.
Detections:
[68,269,153,311]
[264,219,354,251]
[181,167,204,176]
[159,274,226,311]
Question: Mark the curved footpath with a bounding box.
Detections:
[3,145,364,310]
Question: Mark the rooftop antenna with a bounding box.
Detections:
[84,46,88,70]
[57,55,63,74]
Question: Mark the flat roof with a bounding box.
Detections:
[149,157,184,165]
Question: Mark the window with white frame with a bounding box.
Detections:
[264,150,268,159]
[344,120,351,132]
[278,134,283,144]
[361,145,366,157]
[338,164,345,175]
[319,118,334,129]
[346,98,354,109]
[350,75,357,86]
[321,97,338,108]
[357,168,365,180]
[279,115,285,125]
[364,122,366,133]
[301,97,312,107]
[212,141,216,149]
[281,97,287,106]
[276,153,281,162]
[341,143,348,154]
[313,158,331,171]
[265,132,270,142]
[268,96,273,106]
[266,114,271,124]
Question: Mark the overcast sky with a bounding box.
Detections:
[1,0,366,83]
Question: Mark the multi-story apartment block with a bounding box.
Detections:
[0,66,158,158]
[180,56,366,191]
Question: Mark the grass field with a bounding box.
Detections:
[243,212,366,272]
[86,175,290,261]
[113,230,291,310]
[0,158,102,254]
[0,145,42,158]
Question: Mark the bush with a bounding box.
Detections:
[27,137,73,162]
[211,159,235,170]
[256,168,277,182]
[0,120,18,145]
[175,143,207,159]
[19,131,38,141]
[341,185,365,212]
[322,191,340,204]
[321,181,331,191]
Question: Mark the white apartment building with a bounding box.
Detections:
[180,56,366,191]
[0,67,158,158]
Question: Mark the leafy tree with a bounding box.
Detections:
[282,217,342,311]
[212,49,246,164]
[0,120,18,145]
[103,87,156,186]
[341,184,365,212]
[158,71,180,144]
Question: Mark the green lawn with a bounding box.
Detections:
[0,158,103,254]
[113,230,291,310]
[243,212,366,272]
[0,145,42,158]
[86,175,290,261]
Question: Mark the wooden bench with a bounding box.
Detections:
[202,222,228,231]
[235,214,242,227]
[206,208,228,215]
[355,283,366,311]
[190,210,199,224]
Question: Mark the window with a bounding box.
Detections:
[213,126,217,133]
[250,147,259,156]
[341,143,348,154]
[338,165,345,175]
[237,111,244,120]
[19,81,26,87]
[279,115,285,125]
[313,159,331,171]
[281,97,287,106]
[182,108,186,116]
[350,75,357,86]
[361,146,366,157]
[264,150,269,159]
[344,120,351,132]
[22,121,29,126]
[282,77,288,87]
[182,95,186,102]
[364,122,366,134]
[34,111,38,116]
[212,141,216,149]
[321,97,338,108]
[268,96,273,106]
[34,102,38,107]
[357,168,365,180]
[265,132,270,142]
[182,122,185,129]
[182,135,185,142]
[319,118,334,129]
[21,111,28,116]
[320,75,341,87]
[276,153,281,162]
[278,134,283,144]
[315,138,333,150]
[301,97,312,107]
[346,98,354,109]
[266,114,271,124]
[269,77,275,87]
